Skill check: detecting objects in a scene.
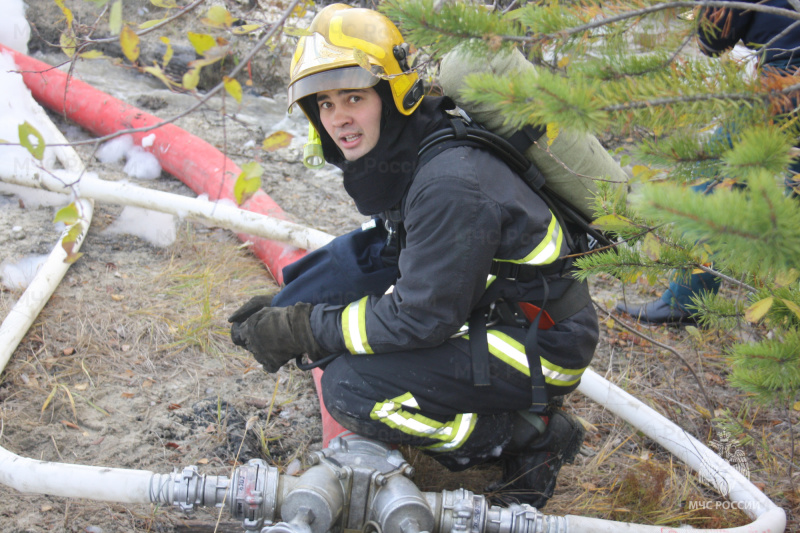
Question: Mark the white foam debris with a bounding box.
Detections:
[95,134,134,163]
[103,206,176,247]
[122,146,162,180]
[1,254,49,290]
[0,0,30,54]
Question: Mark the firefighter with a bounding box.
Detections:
[229,4,599,509]
[616,0,800,325]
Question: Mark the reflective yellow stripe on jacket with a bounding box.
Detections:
[370,392,477,451]
[495,211,563,268]
[466,330,586,388]
[342,296,373,354]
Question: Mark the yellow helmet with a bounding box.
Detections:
[287,4,424,116]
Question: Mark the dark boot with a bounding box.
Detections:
[615,297,694,324]
[489,408,585,509]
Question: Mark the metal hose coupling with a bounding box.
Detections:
[426,489,568,533]
[154,434,567,533]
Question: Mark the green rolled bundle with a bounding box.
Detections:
[439,46,628,221]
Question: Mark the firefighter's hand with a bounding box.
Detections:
[228,294,275,325]
[229,303,326,372]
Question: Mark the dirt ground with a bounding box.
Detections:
[0,1,797,532]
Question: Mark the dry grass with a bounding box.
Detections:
[0,223,796,531]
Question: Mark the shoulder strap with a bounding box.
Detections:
[419,118,614,250]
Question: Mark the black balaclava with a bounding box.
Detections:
[300,81,454,216]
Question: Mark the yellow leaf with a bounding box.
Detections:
[793,401,800,411]
[591,213,634,232]
[232,24,262,35]
[61,223,85,264]
[557,55,570,69]
[745,297,773,323]
[782,299,800,321]
[139,17,168,30]
[641,232,660,261]
[283,26,312,37]
[262,131,293,152]
[160,36,173,68]
[292,0,310,18]
[54,0,74,29]
[182,67,201,90]
[353,48,372,72]
[150,0,178,7]
[109,0,123,35]
[546,123,559,146]
[774,268,800,287]
[143,65,174,89]
[224,76,243,104]
[202,5,234,27]
[187,32,217,56]
[42,385,59,413]
[78,50,105,59]
[234,162,264,205]
[54,203,80,225]
[60,30,77,58]
[120,25,140,63]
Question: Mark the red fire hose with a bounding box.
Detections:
[1,44,345,446]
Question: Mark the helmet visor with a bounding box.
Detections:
[288,66,381,109]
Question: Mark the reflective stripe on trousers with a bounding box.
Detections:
[370,392,477,451]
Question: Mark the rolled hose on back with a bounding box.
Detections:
[439,45,629,223]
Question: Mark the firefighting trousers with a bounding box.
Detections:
[319,304,597,471]
[269,222,597,470]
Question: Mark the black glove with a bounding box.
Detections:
[228,294,275,324]
[229,303,326,372]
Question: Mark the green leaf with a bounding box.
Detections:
[54,202,80,225]
[187,32,217,56]
[109,0,123,35]
[18,121,45,161]
[150,0,178,7]
[234,162,264,205]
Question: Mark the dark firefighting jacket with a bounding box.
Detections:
[308,141,598,391]
[697,0,800,67]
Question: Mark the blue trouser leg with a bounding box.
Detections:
[272,222,399,308]
[661,269,722,311]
